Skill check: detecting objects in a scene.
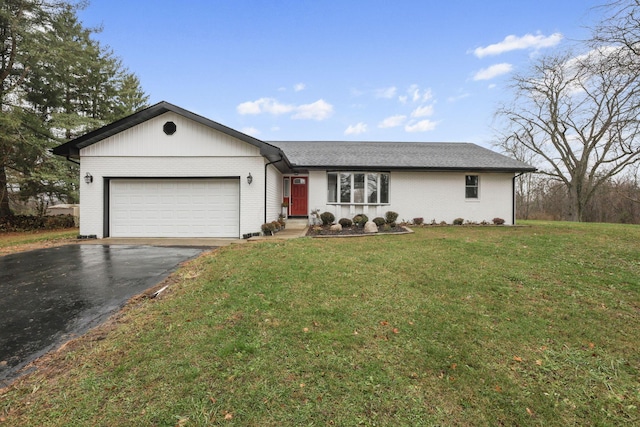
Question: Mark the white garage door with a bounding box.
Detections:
[110,179,239,238]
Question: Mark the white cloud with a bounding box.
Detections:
[407,84,433,103]
[375,86,397,99]
[473,63,513,80]
[405,119,438,132]
[292,99,334,120]
[294,83,306,92]
[447,92,470,102]
[398,95,408,104]
[410,104,434,118]
[237,98,294,115]
[473,32,563,58]
[345,122,368,135]
[237,98,333,121]
[378,115,407,128]
[241,126,260,136]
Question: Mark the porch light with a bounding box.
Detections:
[247,173,253,185]
[84,172,93,184]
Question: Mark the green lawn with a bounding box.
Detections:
[1,222,638,426]
[0,228,77,253]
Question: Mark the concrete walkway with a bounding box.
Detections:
[78,219,309,247]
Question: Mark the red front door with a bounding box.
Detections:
[290,177,308,216]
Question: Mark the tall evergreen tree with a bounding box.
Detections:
[0,1,148,217]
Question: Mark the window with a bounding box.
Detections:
[465,175,479,199]
[327,174,337,202]
[283,178,290,197]
[354,173,365,203]
[328,172,390,204]
[340,173,351,203]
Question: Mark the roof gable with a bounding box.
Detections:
[52,101,284,162]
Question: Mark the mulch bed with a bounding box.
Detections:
[306,225,411,237]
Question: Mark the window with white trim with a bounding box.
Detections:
[328,172,389,204]
[465,175,479,199]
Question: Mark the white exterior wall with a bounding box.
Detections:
[307,170,515,225]
[79,112,269,238]
[265,163,283,223]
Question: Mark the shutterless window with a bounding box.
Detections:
[465,175,479,199]
[327,174,337,202]
[328,172,389,204]
[283,178,290,197]
[340,173,351,203]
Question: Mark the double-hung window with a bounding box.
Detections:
[328,172,389,204]
[465,175,479,199]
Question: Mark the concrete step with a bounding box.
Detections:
[285,218,309,230]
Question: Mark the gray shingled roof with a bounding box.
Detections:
[270,141,535,172]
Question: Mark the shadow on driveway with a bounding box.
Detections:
[0,244,207,385]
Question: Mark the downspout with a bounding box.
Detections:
[264,155,284,224]
[512,172,525,225]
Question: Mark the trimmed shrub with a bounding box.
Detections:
[453,217,464,225]
[385,211,399,224]
[413,217,424,225]
[492,217,505,225]
[320,211,336,225]
[353,214,369,227]
[338,217,353,227]
[372,217,385,227]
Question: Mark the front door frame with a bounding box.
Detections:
[288,175,308,217]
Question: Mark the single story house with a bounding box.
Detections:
[53,101,535,238]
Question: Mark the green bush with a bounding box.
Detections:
[453,217,464,225]
[338,218,353,227]
[385,211,399,224]
[413,217,424,225]
[320,211,336,225]
[372,217,385,227]
[353,214,369,227]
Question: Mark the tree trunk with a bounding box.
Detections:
[567,185,581,222]
[0,164,12,217]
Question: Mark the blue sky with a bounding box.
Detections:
[79,0,603,148]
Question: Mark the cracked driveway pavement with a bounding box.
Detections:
[0,244,206,384]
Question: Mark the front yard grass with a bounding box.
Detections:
[1,221,638,425]
[0,228,78,255]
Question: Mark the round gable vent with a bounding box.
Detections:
[163,121,177,135]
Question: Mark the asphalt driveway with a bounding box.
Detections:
[0,244,206,384]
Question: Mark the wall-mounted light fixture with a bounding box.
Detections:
[247,173,253,185]
[84,172,93,184]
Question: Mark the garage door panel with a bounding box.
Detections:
[110,179,239,238]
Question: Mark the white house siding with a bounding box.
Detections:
[79,113,268,238]
[265,162,283,223]
[307,170,515,225]
[81,112,260,158]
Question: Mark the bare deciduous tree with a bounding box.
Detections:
[592,0,640,57]
[496,47,640,221]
